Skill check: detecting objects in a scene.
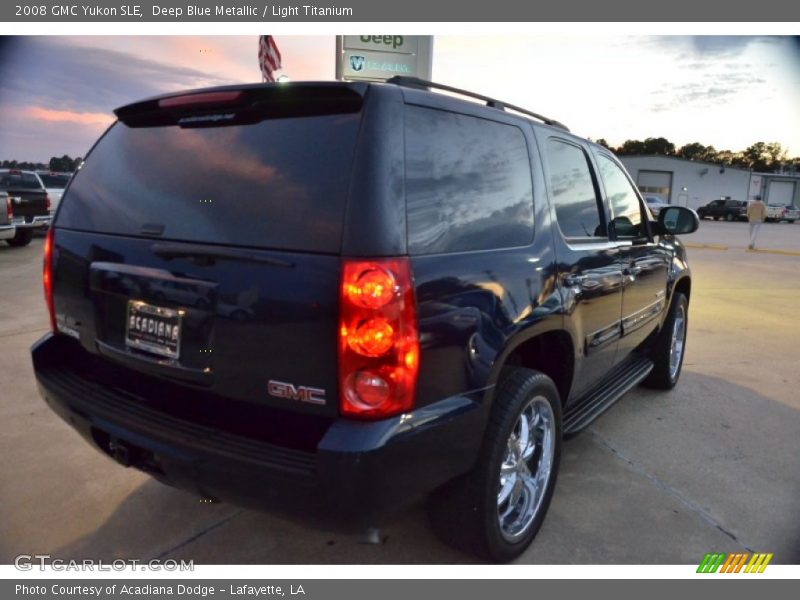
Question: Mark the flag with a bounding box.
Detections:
[258,35,282,82]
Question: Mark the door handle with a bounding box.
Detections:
[624,265,642,277]
[563,274,588,287]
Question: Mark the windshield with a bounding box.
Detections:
[38,174,71,188]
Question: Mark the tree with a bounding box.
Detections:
[616,139,647,156]
[595,138,611,149]
[740,142,787,173]
[677,142,718,163]
[49,155,71,172]
[642,137,675,156]
[615,137,676,156]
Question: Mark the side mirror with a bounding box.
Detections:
[658,206,699,235]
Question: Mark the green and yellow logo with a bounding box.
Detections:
[697,552,773,573]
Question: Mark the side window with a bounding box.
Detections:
[405,106,534,255]
[545,140,606,239]
[596,154,646,239]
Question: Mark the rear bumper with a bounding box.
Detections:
[31,334,487,529]
[0,224,14,240]
[12,215,51,229]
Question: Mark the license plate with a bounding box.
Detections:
[125,301,182,359]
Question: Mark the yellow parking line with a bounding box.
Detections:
[747,248,800,257]
[684,243,729,251]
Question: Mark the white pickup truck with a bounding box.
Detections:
[766,204,799,223]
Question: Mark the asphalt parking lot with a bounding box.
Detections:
[1,220,798,565]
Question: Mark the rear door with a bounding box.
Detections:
[52,85,366,417]
[541,137,623,399]
[594,152,670,361]
[708,199,724,217]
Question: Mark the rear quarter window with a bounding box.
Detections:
[404,106,534,255]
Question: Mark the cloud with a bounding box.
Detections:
[647,36,772,58]
[648,64,769,114]
[24,106,113,128]
[0,37,236,115]
[0,36,242,160]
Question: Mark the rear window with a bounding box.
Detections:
[57,111,362,253]
[0,172,43,190]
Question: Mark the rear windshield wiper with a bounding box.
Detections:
[151,242,294,268]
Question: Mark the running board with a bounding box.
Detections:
[563,356,654,435]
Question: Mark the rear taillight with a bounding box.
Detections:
[43,227,57,332]
[45,194,51,212]
[339,258,419,419]
[5,196,11,221]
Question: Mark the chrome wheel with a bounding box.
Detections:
[669,303,686,379]
[497,396,555,542]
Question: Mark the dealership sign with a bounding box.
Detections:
[336,35,433,82]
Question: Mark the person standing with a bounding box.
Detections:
[747,196,767,250]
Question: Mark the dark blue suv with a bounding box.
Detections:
[32,77,699,562]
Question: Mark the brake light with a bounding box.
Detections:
[45,194,51,212]
[339,258,419,419]
[5,196,11,221]
[43,227,57,332]
[158,90,243,109]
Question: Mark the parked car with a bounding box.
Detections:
[0,191,16,243]
[643,195,669,217]
[765,204,799,223]
[696,198,748,221]
[36,171,72,214]
[0,169,51,246]
[31,78,699,562]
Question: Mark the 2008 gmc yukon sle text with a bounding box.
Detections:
[31,78,699,562]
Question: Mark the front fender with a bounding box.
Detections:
[663,236,691,326]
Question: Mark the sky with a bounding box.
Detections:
[0,35,798,162]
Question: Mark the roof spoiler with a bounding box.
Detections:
[114,82,367,127]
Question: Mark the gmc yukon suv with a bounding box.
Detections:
[32,78,699,562]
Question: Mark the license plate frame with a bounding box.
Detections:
[125,300,183,360]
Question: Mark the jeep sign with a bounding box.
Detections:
[336,35,433,82]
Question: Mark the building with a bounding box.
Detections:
[619,155,800,210]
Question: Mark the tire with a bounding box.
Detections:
[428,368,562,562]
[697,210,705,220]
[713,216,719,221]
[5,229,34,247]
[725,212,734,221]
[643,292,688,390]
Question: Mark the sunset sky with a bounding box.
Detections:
[0,35,798,162]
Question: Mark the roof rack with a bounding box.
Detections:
[386,76,569,132]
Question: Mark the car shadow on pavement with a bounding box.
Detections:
[44,372,800,565]
[48,478,476,564]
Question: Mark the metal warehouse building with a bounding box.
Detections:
[619,155,800,210]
